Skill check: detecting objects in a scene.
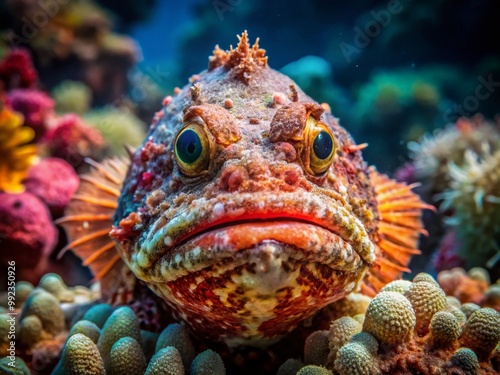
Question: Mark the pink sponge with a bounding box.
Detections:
[0,192,57,271]
[24,158,80,218]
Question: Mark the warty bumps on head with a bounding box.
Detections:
[58,31,430,348]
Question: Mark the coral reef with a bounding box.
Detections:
[4,0,139,105]
[0,275,97,373]
[290,273,500,374]
[0,107,37,193]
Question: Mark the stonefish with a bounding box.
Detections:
[59,32,430,348]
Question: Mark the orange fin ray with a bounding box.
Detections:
[72,195,119,209]
[57,157,134,304]
[80,175,122,197]
[362,168,431,294]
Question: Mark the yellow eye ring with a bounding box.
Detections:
[302,116,336,175]
[174,123,210,176]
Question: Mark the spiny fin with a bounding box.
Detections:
[362,168,434,296]
[56,157,135,304]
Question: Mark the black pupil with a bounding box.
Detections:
[176,129,202,163]
[313,131,333,159]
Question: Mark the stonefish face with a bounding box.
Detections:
[111,33,379,347]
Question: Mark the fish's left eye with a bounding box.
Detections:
[175,124,210,176]
[303,116,336,175]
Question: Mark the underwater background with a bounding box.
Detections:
[0,0,500,374]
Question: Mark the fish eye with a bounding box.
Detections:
[313,131,333,160]
[303,116,336,175]
[174,124,210,176]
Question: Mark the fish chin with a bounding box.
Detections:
[134,221,370,345]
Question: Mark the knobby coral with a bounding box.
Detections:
[290,273,500,374]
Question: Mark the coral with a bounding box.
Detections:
[61,333,105,375]
[0,107,37,193]
[350,332,379,354]
[380,279,412,294]
[296,365,332,375]
[20,289,65,339]
[52,81,92,115]
[412,272,439,286]
[460,303,481,319]
[277,359,305,375]
[83,106,146,157]
[68,321,100,344]
[438,146,500,269]
[190,349,226,375]
[408,116,500,195]
[304,330,329,366]
[39,273,75,303]
[155,323,196,370]
[404,280,447,335]
[0,313,11,354]
[0,356,30,374]
[334,342,378,375]
[0,192,57,281]
[363,291,416,345]
[444,305,467,326]
[8,89,54,139]
[82,304,114,329]
[96,306,142,367]
[15,281,34,306]
[24,158,80,217]
[108,337,147,375]
[297,279,499,374]
[483,284,500,310]
[459,307,500,361]
[448,348,480,374]
[326,317,361,366]
[438,267,490,306]
[144,346,185,375]
[321,293,371,324]
[19,315,43,347]
[41,114,105,168]
[0,49,37,90]
[428,311,461,347]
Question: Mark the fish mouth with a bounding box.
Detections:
[130,192,376,282]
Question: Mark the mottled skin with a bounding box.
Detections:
[111,33,380,347]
